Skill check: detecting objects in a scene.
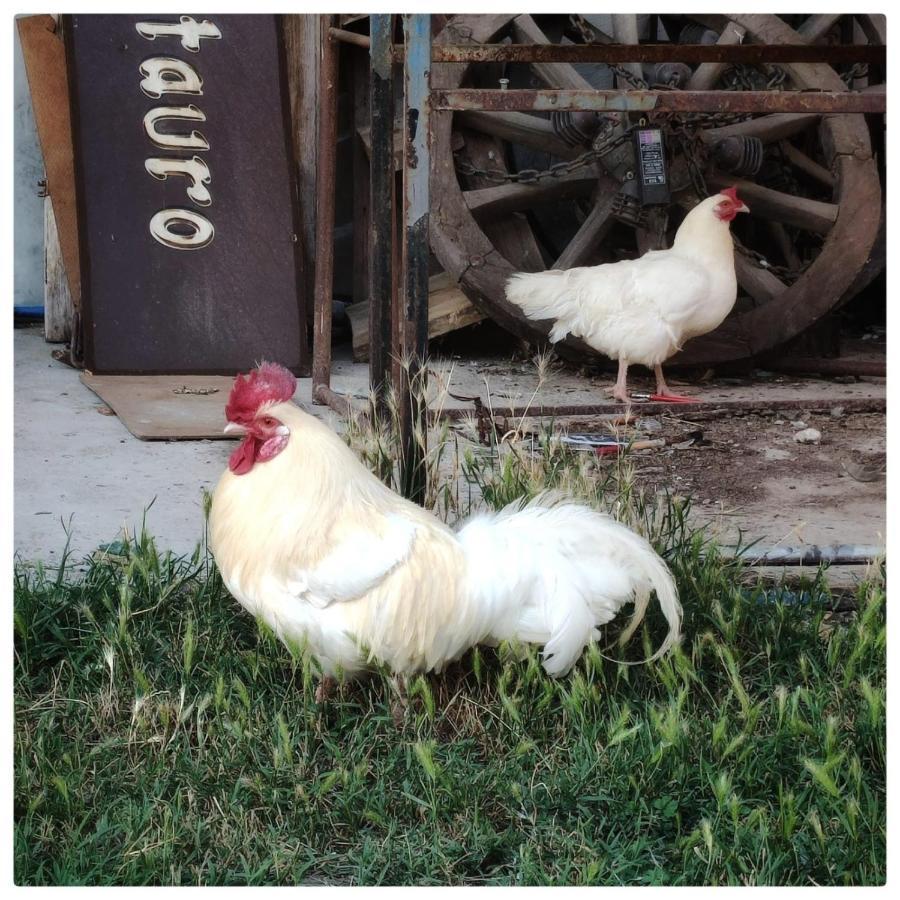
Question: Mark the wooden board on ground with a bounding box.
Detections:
[81,373,238,440]
[346,273,486,361]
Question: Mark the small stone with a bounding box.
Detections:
[774,419,785,425]
[834,375,856,384]
[793,428,821,444]
[790,420,807,429]
[830,406,845,419]
[764,448,793,461]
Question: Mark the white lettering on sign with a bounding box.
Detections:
[137,16,219,249]
[135,16,222,52]
[139,57,203,99]
[149,208,215,250]
[144,105,209,150]
[145,156,212,206]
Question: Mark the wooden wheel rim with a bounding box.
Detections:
[429,14,881,366]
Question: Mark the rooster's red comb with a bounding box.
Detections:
[719,186,743,205]
[225,362,297,425]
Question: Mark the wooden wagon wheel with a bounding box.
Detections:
[429,13,882,367]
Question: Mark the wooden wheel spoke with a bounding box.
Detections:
[734,252,788,305]
[797,14,842,43]
[703,113,819,146]
[512,15,595,91]
[780,142,836,189]
[707,176,838,233]
[455,110,576,159]
[686,21,746,91]
[610,15,644,87]
[553,180,619,270]
[464,172,597,220]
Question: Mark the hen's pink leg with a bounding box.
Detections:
[651,364,696,403]
[611,358,630,404]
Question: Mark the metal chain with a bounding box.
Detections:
[454,126,634,185]
[842,62,869,85]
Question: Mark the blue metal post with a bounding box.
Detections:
[399,13,431,504]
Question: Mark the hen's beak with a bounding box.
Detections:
[223,422,246,435]
[738,202,750,214]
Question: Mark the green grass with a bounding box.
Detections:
[14,411,886,885]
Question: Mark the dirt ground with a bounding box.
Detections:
[568,407,885,548]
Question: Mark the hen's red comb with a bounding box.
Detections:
[225,362,297,425]
[719,186,743,205]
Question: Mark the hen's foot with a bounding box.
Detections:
[314,675,339,703]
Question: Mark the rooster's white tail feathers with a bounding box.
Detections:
[456,494,681,676]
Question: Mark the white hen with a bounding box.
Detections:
[505,187,749,402]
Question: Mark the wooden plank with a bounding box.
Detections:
[17,15,81,307]
[346,275,486,361]
[80,373,241,440]
[43,195,73,343]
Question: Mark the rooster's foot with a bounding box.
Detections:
[314,675,339,703]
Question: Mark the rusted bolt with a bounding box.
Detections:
[469,254,485,268]
[498,78,510,91]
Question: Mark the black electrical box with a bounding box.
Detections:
[633,127,670,205]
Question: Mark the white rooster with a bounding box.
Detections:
[209,363,681,696]
[506,187,750,402]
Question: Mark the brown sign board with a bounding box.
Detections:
[65,14,309,374]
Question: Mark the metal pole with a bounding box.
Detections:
[399,13,431,504]
[312,14,339,403]
[368,14,394,411]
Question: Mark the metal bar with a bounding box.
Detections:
[329,26,370,49]
[429,42,886,65]
[312,15,339,402]
[369,15,394,410]
[432,88,886,114]
[399,12,431,505]
[435,395,886,421]
[735,545,883,567]
[312,387,885,425]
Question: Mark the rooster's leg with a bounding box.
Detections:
[611,358,630,404]
[651,364,695,403]
[314,675,339,703]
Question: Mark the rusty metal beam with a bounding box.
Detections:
[431,89,885,114]
[312,15,339,402]
[428,42,886,65]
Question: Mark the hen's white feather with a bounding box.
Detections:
[210,403,681,678]
[505,194,740,365]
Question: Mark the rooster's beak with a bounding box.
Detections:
[223,422,246,435]
[738,203,750,214]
